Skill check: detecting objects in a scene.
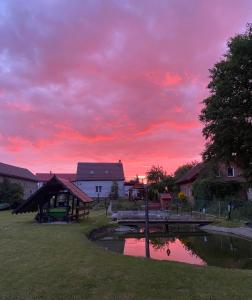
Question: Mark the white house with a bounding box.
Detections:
[74,162,125,198]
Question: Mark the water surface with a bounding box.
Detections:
[93,225,252,269]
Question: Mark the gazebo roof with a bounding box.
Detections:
[13,175,93,214]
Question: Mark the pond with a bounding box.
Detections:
[91,225,252,269]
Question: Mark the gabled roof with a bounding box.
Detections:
[176,163,205,184]
[0,162,37,182]
[58,177,92,203]
[76,162,125,181]
[13,176,93,214]
[36,173,76,182]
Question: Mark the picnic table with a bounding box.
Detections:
[48,207,69,219]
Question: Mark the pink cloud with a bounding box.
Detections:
[0,0,251,178]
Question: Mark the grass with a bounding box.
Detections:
[213,217,247,228]
[111,199,144,211]
[1,211,252,300]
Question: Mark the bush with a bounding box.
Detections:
[112,199,144,211]
[231,202,252,220]
[0,178,24,207]
[109,181,119,200]
[178,192,186,201]
[193,179,243,201]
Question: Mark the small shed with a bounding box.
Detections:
[160,193,172,210]
[13,175,93,222]
[129,183,145,200]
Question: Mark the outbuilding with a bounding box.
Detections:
[13,175,93,222]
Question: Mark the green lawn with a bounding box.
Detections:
[1,211,252,300]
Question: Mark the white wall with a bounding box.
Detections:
[74,180,125,198]
[124,185,132,197]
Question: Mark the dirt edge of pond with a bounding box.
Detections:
[88,225,117,241]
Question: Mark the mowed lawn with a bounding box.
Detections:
[1,211,252,300]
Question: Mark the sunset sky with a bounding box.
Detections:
[0,0,251,179]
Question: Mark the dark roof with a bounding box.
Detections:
[132,183,145,189]
[36,173,76,182]
[0,162,37,182]
[76,162,125,181]
[176,163,205,184]
[13,176,93,214]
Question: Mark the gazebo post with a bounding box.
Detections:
[72,197,75,217]
[38,203,43,223]
[54,194,57,208]
[67,192,70,208]
[76,199,80,220]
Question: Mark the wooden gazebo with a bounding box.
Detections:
[13,175,93,223]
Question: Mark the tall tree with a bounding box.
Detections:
[200,24,252,181]
[146,165,166,184]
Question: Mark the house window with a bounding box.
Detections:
[227,167,234,177]
[90,170,94,174]
[95,186,102,193]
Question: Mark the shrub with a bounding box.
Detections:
[192,179,243,201]
[0,178,24,207]
[109,181,119,200]
[178,192,186,201]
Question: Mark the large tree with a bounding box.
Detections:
[200,24,252,181]
[146,166,175,198]
[146,165,166,184]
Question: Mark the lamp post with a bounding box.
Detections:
[144,185,150,258]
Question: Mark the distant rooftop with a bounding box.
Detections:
[0,162,37,182]
[36,173,76,182]
[176,163,205,184]
[76,162,125,181]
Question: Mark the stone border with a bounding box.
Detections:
[202,225,252,241]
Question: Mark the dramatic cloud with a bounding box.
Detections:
[0,0,251,177]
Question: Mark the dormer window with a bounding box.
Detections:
[227,167,234,177]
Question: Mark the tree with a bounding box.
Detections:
[110,181,119,200]
[174,161,198,181]
[146,166,175,200]
[0,178,24,206]
[146,165,166,184]
[200,24,252,181]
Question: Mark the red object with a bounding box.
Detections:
[160,193,172,210]
[148,203,161,210]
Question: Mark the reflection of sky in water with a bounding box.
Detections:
[124,238,206,265]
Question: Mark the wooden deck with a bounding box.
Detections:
[118,219,214,225]
[116,211,215,226]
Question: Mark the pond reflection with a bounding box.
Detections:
[124,237,206,265]
[93,226,252,269]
